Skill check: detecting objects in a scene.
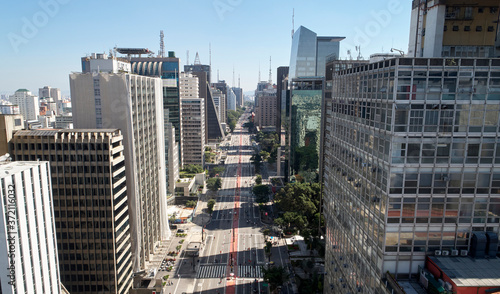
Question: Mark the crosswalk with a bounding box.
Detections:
[196,265,227,278]
[238,265,263,278]
[196,265,264,279]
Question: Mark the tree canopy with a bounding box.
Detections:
[252,184,270,203]
[206,177,222,191]
[255,174,262,185]
[262,266,289,291]
[182,164,204,174]
[273,182,323,238]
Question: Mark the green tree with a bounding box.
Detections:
[250,152,262,173]
[262,266,289,291]
[207,199,216,213]
[273,182,323,238]
[182,164,204,174]
[207,177,222,191]
[255,174,262,185]
[253,184,270,203]
[209,166,225,177]
[185,200,197,208]
[259,150,270,161]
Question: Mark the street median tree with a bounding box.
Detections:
[252,184,270,203]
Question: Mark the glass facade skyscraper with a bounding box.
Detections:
[322,57,500,293]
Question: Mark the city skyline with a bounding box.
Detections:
[0,0,411,96]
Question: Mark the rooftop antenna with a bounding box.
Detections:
[194,52,201,65]
[258,62,261,83]
[159,30,165,58]
[355,46,364,60]
[347,49,353,60]
[232,66,235,87]
[209,43,212,82]
[268,56,272,84]
[186,50,190,65]
[291,8,295,38]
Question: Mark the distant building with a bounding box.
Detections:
[232,87,243,108]
[255,85,277,129]
[39,86,62,102]
[211,87,226,124]
[408,0,500,58]
[227,87,236,111]
[289,25,345,79]
[0,104,20,115]
[185,62,224,142]
[9,89,39,121]
[181,98,205,167]
[10,129,133,294]
[166,122,179,195]
[55,113,73,129]
[70,54,169,272]
[212,81,229,122]
[0,160,62,294]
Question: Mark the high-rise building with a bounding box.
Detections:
[180,72,199,99]
[166,122,179,195]
[322,56,500,293]
[212,81,229,123]
[408,0,500,58]
[227,87,237,111]
[39,86,62,102]
[181,98,205,167]
[70,54,169,272]
[10,129,133,294]
[0,114,24,155]
[184,63,225,142]
[232,87,243,108]
[9,89,39,121]
[129,54,184,167]
[276,66,289,138]
[289,25,345,80]
[0,160,62,294]
[255,84,277,129]
[211,87,226,124]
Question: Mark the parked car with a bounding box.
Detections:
[177,229,185,233]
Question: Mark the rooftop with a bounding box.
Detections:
[429,256,500,287]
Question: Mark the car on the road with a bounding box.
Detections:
[177,229,185,233]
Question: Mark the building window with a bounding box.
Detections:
[444,25,447,31]
[464,26,471,32]
[476,26,482,32]
[488,26,495,32]
[453,26,459,31]
[478,7,484,13]
[491,7,498,13]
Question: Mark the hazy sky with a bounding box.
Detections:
[0,0,412,96]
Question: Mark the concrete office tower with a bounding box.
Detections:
[0,114,24,155]
[9,89,39,121]
[129,54,184,167]
[232,87,243,108]
[39,86,62,102]
[166,122,179,195]
[276,66,289,138]
[0,160,61,294]
[212,81,229,123]
[255,85,277,129]
[227,87,237,111]
[211,87,226,124]
[181,98,205,167]
[289,25,345,79]
[408,0,500,58]
[322,57,500,293]
[70,54,169,272]
[11,129,132,294]
[184,63,225,142]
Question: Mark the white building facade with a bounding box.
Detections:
[70,58,170,272]
[9,89,39,121]
[0,161,61,294]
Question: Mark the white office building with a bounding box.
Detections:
[9,89,39,121]
[0,160,61,294]
[70,54,170,272]
[180,72,199,99]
